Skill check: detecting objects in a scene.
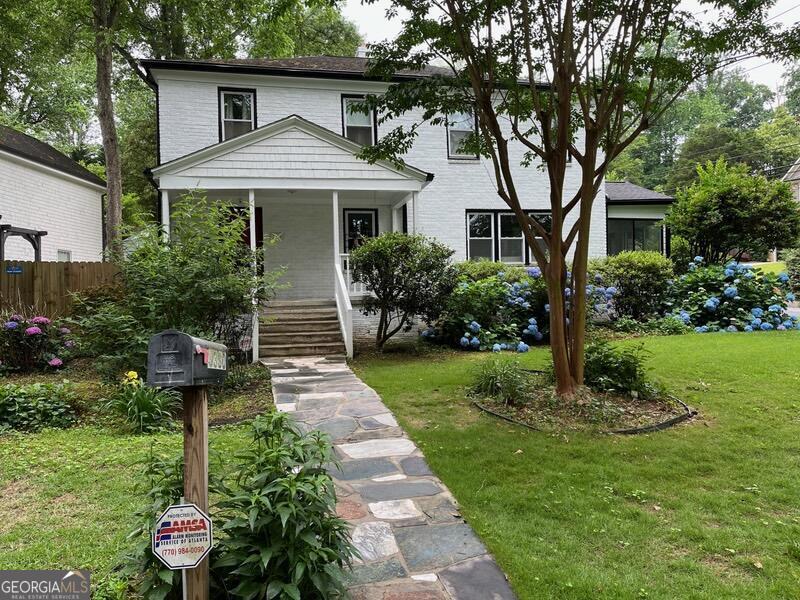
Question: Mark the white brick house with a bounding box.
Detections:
[142,56,609,356]
[0,126,105,262]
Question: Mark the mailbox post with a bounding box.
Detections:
[147,330,227,600]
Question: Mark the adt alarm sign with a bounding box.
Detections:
[152,503,213,570]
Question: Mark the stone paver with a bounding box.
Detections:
[263,355,516,599]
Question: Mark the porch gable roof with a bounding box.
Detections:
[152,114,433,191]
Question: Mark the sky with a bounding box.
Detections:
[342,0,800,96]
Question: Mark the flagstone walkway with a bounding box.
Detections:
[263,355,517,600]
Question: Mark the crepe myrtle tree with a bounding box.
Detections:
[357,0,796,397]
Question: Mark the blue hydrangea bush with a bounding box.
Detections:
[665,258,797,332]
[428,267,549,352]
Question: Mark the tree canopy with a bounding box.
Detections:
[665,159,800,264]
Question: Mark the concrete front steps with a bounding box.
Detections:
[260,299,345,357]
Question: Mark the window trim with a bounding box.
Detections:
[606,217,664,255]
[447,111,479,160]
[466,211,495,261]
[341,94,377,146]
[218,87,257,142]
[56,249,72,262]
[343,208,379,253]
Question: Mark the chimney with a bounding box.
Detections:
[356,46,369,58]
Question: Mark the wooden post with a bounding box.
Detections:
[183,386,209,600]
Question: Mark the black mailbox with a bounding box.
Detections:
[146,330,227,387]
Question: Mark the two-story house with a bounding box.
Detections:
[142,55,608,358]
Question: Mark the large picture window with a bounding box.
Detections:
[342,96,376,145]
[219,89,256,141]
[466,211,551,264]
[607,218,663,255]
[447,111,477,159]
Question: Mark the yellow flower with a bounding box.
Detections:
[125,371,138,380]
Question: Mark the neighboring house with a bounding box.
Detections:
[0,126,105,262]
[605,181,673,256]
[782,156,800,202]
[141,55,607,357]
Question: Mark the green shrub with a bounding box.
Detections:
[469,357,531,406]
[214,412,355,599]
[609,315,690,336]
[665,259,796,332]
[0,312,73,372]
[593,251,674,320]
[351,233,456,348]
[454,260,528,282]
[103,372,178,433]
[124,413,355,600]
[439,269,548,351]
[0,382,77,432]
[583,341,658,399]
[785,248,800,294]
[669,235,692,274]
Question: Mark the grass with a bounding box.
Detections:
[749,261,787,275]
[0,362,271,592]
[353,334,800,599]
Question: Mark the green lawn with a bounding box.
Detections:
[353,335,800,599]
[749,261,787,275]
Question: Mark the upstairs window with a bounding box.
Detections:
[220,89,255,141]
[342,96,375,145]
[447,111,477,159]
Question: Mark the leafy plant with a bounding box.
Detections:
[454,260,529,283]
[214,412,356,599]
[665,159,800,264]
[582,341,659,400]
[351,233,456,348]
[469,357,532,406]
[785,248,800,294]
[665,259,797,332]
[103,371,178,433]
[593,251,674,320]
[0,311,73,372]
[0,382,77,432]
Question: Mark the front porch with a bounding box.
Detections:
[151,115,432,359]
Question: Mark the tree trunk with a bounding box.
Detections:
[546,254,577,397]
[93,0,123,256]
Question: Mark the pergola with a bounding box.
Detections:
[0,224,48,262]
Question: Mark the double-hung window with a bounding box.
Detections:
[466,212,494,260]
[528,211,552,258]
[220,89,255,141]
[342,96,375,145]
[447,111,477,159]
[498,213,524,263]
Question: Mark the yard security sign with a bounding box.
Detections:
[152,503,213,570]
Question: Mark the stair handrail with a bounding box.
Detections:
[334,262,354,358]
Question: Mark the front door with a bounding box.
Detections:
[344,209,378,253]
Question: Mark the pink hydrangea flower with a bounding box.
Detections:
[59,326,71,335]
[9,314,23,322]
[64,340,75,348]
[24,326,42,336]
[31,316,51,325]
[48,357,63,367]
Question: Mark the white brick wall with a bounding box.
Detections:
[0,153,104,261]
[156,70,607,264]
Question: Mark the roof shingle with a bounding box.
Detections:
[0,126,105,187]
[605,181,673,204]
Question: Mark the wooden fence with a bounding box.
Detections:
[0,261,120,316]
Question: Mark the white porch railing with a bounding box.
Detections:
[339,253,369,295]
[334,263,354,358]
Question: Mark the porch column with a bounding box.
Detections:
[332,191,340,264]
[392,193,412,233]
[411,191,420,233]
[249,189,259,363]
[161,190,170,241]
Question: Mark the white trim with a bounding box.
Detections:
[161,190,170,240]
[332,191,340,264]
[249,189,259,363]
[158,175,426,192]
[412,191,419,233]
[0,149,106,192]
[152,115,430,183]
